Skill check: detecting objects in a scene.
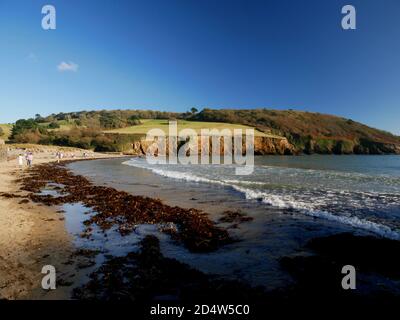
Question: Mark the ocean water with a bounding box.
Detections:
[121,155,400,240]
[67,155,400,288]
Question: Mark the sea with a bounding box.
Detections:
[67,155,400,288]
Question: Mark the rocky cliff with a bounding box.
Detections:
[253,136,295,155]
[128,135,295,156]
[301,137,400,155]
[127,135,400,156]
[189,109,400,155]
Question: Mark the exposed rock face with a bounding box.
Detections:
[127,135,400,156]
[354,139,400,155]
[253,136,295,155]
[129,136,296,156]
[302,138,400,155]
[118,136,400,155]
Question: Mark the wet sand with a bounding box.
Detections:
[2,151,400,306]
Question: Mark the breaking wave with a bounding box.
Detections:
[123,158,400,240]
[231,185,400,240]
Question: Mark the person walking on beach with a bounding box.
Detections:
[27,152,33,167]
[18,154,24,169]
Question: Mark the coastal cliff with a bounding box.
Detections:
[299,137,400,155]
[189,109,400,155]
[128,135,295,156]
[253,136,295,155]
[127,135,400,156]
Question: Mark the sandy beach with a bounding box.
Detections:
[0,145,234,300]
[0,146,121,299]
[1,145,400,306]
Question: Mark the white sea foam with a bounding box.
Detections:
[231,185,313,210]
[123,158,400,240]
[305,209,400,240]
[232,185,400,240]
[223,179,267,186]
[151,168,220,185]
[123,159,226,186]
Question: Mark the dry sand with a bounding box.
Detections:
[0,145,122,299]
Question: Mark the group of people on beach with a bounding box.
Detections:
[16,149,91,168]
[55,151,64,163]
[56,151,80,163]
[18,151,33,168]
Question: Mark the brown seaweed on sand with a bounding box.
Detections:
[18,163,231,252]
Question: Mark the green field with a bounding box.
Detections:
[105,119,277,137]
[0,124,12,140]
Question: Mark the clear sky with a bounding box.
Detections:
[0,0,399,134]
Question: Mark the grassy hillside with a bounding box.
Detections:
[38,110,184,130]
[7,108,400,154]
[106,119,272,137]
[189,109,400,154]
[37,120,77,132]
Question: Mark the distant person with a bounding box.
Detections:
[18,154,24,168]
[56,151,61,163]
[27,152,33,167]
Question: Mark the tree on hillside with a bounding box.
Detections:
[55,113,67,121]
[35,113,46,123]
[127,115,141,126]
[10,118,50,143]
[48,122,61,129]
[190,107,198,114]
[99,112,125,129]
[11,119,39,138]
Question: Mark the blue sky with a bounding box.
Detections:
[0,0,399,134]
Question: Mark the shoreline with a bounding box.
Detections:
[0,148,234,299]
[1,148,400,304]
[18,162,232,253]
